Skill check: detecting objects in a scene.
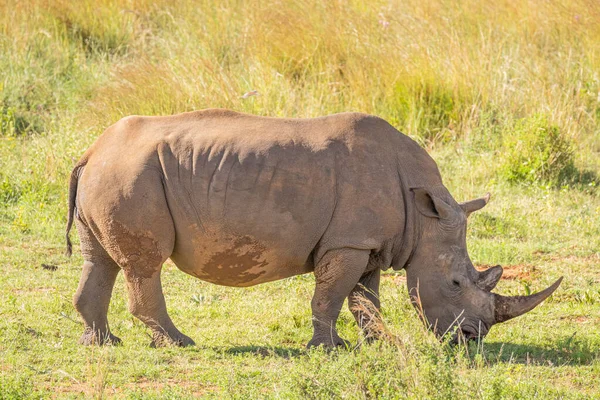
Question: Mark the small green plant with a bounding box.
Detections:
[0,376,41,400]
[500,115,576,187]
[0,175,22,204]
[0,103,45,136]
[0,105,17,136]
[469,212,525,240]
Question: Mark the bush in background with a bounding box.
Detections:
[500,115,575,187]
[499,115,598,188]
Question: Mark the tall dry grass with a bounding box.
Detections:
[2,0,599,144]
[73,0,600,145]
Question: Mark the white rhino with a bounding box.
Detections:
[66,109,561,347]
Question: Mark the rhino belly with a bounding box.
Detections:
[170,229,315,287]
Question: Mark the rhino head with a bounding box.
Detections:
[406,187,562,343]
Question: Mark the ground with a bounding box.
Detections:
[1,181,599,398]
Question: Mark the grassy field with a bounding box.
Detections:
[1,0,599,398]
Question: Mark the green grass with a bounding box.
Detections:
[1,0,599,398]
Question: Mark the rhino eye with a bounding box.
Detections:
[452,279,461,287]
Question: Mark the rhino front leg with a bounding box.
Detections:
[307,248,369,349]
[123,266,195,347]
[348,269,381,343]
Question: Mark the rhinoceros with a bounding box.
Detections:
[65,109,561,347]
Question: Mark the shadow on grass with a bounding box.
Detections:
[222,345,304,359]
[479,339,599,366]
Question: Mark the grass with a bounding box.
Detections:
[1,0,599,398]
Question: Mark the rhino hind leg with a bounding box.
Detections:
[73,220,122,345]
[106,215,193,347]
[123,264,195,347]
[348,269,381,343]
[307,248,369,349]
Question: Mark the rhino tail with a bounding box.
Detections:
[65,161,86,257]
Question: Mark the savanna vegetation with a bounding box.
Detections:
[1,0,599,398]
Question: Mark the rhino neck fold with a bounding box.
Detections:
[391,168,420,271]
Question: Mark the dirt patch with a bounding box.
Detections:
[122,378,219,396]
[383,264,541,283]
[475,264,538,281]
[558,315,593,323]
[13,287,55,294]
[545,253,599,264]
[52,381,88,396]
[48,377,219,397]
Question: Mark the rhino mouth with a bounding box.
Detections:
[460,328,481,341]
[449,324,488,345]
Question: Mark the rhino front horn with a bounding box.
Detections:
[493,277,563,323]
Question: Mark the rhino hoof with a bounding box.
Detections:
[79,330,122,346]
[150,333,195,348]
[362,335,380,345]
[307,336,351,350]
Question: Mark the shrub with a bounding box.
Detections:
[0,104,45,136]
[499,115,577,187]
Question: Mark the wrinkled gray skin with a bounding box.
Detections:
[66,109,562,348]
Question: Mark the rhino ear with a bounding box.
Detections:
[411,188,455,220]
[460,193,490,217]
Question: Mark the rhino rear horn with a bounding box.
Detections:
[476,265,503,291]
[460,193,491,216]
[493,277,563,323]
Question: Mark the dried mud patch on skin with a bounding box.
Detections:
[203,235,269,284]
[476,264,539,281]
[105,220,164,278]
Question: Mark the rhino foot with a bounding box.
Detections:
[361,334,380,345]
[150,332,195,348]
[307,335,351,350]
[79,329,122,346]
